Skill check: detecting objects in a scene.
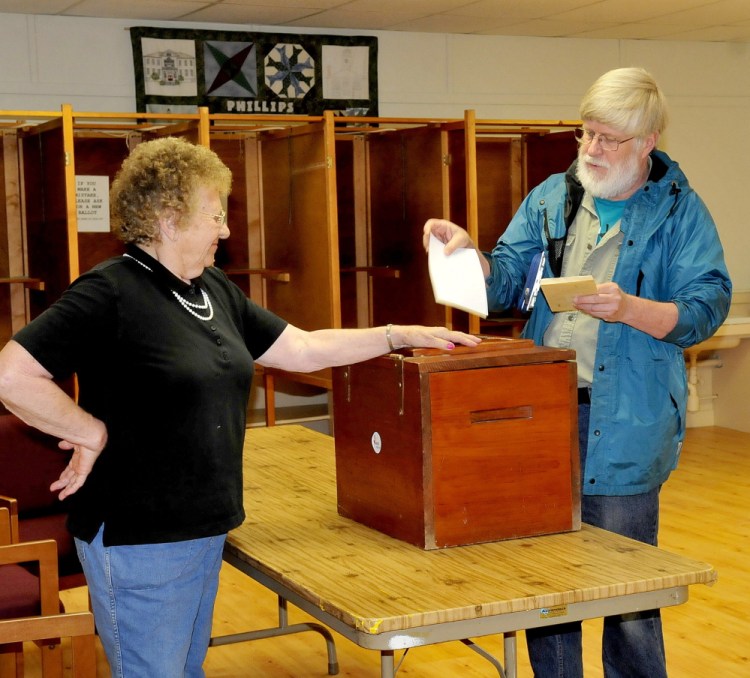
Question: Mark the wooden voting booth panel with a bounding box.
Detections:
[0,131,24,344]
[525,129,578,193]
[209,135,256,300]
[367,126,447,329]
[334,123,458,332]
[333,136,359,329]
[472,129,578,253]
[20,119,74,322]
[260,123,340,333]
[251,121,341,394]
[443,125,523,334]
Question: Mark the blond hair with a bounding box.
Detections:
[111,137,232,245]
[579,67,669,137]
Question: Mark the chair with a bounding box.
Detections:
[0,508,11,544]
[0,414,85,590]
[0,509,96,677]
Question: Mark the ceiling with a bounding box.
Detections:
[2,0,750,42]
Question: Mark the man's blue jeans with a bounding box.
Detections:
[525,403,668,678]
[75,525,226,678]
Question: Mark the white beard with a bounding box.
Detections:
[576,148,643,200]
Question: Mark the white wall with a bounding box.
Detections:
[715,342,750,430]
[2,13,749,428]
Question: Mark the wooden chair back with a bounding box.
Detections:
[0,537,96,677]
[0,415,84,587]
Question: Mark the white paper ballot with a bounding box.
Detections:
[428,234,488,318]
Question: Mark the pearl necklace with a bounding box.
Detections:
[124,253,214,321]
[170,288,214,321]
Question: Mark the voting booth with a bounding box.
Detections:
[332,339,581,549]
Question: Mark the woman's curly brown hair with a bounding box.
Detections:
[110,137,232,245]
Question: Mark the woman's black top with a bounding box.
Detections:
[13,245,287,546]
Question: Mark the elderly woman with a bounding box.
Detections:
[0,137,479,677]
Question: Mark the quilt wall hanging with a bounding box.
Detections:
[130,26,378,116]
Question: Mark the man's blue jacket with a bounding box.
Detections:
[484,150,731,495]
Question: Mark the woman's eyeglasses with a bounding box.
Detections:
[200,209,227,227]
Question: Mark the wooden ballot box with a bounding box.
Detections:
[332,339,581,549]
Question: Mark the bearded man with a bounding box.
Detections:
[423,67,731,678]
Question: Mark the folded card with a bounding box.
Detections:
[540,275,598,312]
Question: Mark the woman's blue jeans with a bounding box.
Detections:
[75,525,226,678]
[525,403,668,678]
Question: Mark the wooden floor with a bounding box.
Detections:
[16,426,750,676]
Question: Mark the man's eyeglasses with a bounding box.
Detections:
[200,209,227,227]
[574,128,635,152]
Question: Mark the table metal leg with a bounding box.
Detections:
[504,631,517,678]
[380,650,395,678]
[461,638,507,677]
[210,595,339,675]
